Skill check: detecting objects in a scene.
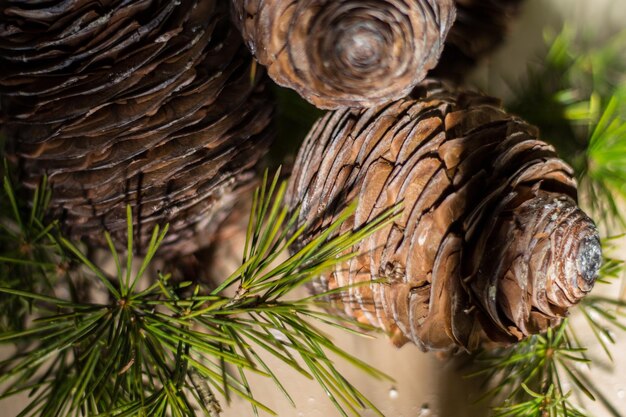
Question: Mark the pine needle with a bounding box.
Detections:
[0,166,398,417]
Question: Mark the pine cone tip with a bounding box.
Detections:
[483,193,601,341]
[578,233,602,286]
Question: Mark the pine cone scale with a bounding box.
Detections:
[288,81,601,351]
[418,233,462,347]
[231,0,456,108]
[2,0,274,254]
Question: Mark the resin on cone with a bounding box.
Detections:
[287,80,601,351]
[0,0,274,254]
[230,0,456,109]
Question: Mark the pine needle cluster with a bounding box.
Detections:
[0,168,399,417]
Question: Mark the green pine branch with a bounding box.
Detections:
[0,167,401,417]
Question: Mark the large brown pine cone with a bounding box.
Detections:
[0,0,274,254]
[432,0,525,81]
[230,0,456,109]
[287,80,601,351]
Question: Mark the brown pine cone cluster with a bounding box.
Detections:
[432,0,525,81]
[230,0,456,109]
[0,0,274,254]
[0,0,600,354]
[287,81,601,351]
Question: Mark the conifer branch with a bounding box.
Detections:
[0,167,400,417]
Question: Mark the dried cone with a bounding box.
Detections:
[230,0,456,109]
[432,0,525,81]
[0,0,274,254]
[287,81,601,351]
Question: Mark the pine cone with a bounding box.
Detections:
[432,0,525,81]
[0,0,274,254]
[230,0,456,109]
[287,80,601,351]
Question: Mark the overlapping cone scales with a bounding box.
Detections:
[432,0,524,81]
[230,0,456,109]
[287,81,600,351]
[0,0,274,253]
[471,192,601,342]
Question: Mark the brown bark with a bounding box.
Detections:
[230,0,456,109]
[0,0,274,255]
[287,80,601,351]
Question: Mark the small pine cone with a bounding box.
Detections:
[432,0,525,81]
[0,1,274,255]
[287,80,601,351]
[230,0,456,109]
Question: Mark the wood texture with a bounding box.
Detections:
[287,80,601,351]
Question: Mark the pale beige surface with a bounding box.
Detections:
[2,1,626,416]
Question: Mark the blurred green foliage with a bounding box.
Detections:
[506,27,626,228]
